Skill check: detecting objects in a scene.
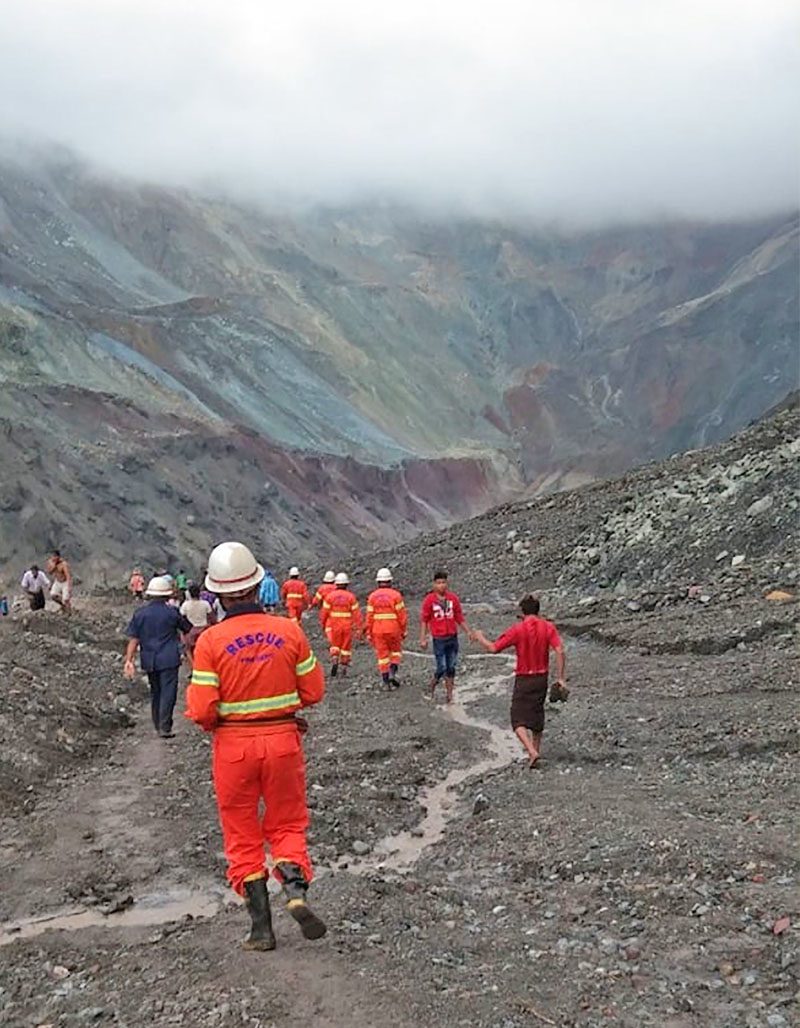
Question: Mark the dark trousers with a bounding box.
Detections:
[433,635,459,680]
[147,667,179,734]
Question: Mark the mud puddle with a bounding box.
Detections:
[0,888,229,947]
[337,668,519,875]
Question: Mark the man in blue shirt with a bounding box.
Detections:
[258,567,280,612]
[124,576,192,738]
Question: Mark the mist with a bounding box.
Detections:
[1,0,798,222]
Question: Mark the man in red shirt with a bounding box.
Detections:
[420,570,473,703]
[474,594,567,767]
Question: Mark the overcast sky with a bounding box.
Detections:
[1,0,798,221]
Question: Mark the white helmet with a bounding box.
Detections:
[376,567,393,583]
[334,572,349,586]
[289,566,300,577]
[145,575,174,597]
[323,570,336,583]
[206,542,265,595]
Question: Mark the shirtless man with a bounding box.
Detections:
[47,550,73,614]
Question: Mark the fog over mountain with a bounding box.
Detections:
[1,0,798,220]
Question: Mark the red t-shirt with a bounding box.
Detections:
[420,590,464,638]
[492,616,561,675]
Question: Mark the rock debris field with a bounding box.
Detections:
[0,403,797,1027]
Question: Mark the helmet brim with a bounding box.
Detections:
[205,563,265,595]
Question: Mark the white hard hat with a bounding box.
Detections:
[376,567,393,582]
[334,572,349,586]
[289,566,300,577]
[205,542,265,595]
[145,575,174,597]
[323,570,336,583]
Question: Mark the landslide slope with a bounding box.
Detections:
[0,147,797,574]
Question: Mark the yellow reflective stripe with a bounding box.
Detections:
[191,671,219,687]
[366,604,374,612]
[295,654,318,677]
[218,692,300,715]
[396,601,405,610]
[330,611,352,618]
[351,603,359,611]
[286,592,305,599]
[373,613,398,620]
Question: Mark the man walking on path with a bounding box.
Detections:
[420,569,473,703]
[258,567,280,612]
[474,595,567,768]
[365,568,407,689]
[320,572,362,677]
[311,571,336,625]
[47,550,72,614]
[281,567,310,623]
[180,582,216,671]
[129,568,145,600]
[20,564,49,611]
[124,576,192,739]
[185,541,326,951]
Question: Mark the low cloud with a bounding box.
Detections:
[1,0,798,221]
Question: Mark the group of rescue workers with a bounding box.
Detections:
[123,540,568,954]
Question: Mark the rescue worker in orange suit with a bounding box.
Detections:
[280,566,310,624]
[185,541,326,951]
[311,570,336,627]
[365,567,407,689]
[320,572,362,678]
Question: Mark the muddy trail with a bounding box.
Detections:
[0,603,797,1028]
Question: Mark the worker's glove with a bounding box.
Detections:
[295,715,309,735]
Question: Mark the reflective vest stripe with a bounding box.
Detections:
[191,670,219,687]
[329,611,352,618]
[373,612,398,620]
[286,592,305,600]
[218,691,300,715]
[296,654,318,677]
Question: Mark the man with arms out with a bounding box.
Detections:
[47,550,72,614]
[474,595,567,768]
[20,564,49,611]
[124,576,192,739]
[320,572,362,678]
[186,541,326,951]
[365,568,407,689]
[281,566,310,624]
[420,569,473,704]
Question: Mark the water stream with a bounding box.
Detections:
[1,653,517,943]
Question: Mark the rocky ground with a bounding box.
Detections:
[0,590,797,1027]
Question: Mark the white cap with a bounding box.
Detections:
[145,575,174,598]
[376,567,393,582]
[289,566,300,577]
[205,542,265,595]
[334,572,350,586]
[323,570,336,583]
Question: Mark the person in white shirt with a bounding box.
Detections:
[179,583,216,671]
[20,565,50,611]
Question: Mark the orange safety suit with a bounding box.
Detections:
[185,605,325,895]
[365,586,407,673]
[320,588,362,666]
[281,578,310,623]
[311,582,336,625]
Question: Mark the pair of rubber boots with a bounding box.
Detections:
[243,862,327,951]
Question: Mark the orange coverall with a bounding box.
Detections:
[320,588,362,666]
[311,582,336,626]
[365,587,407,673]
[185,606,325,895]
[281,578,310,623]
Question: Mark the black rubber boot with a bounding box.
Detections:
[276,862,327,940]
[330,663,339,678]
[242,877,276,951]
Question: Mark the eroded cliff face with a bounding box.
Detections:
[0,150,796,573]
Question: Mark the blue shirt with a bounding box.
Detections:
[126,600,191,672]
[258,573,279,608]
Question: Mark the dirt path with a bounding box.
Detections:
[0,613,797,1027]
